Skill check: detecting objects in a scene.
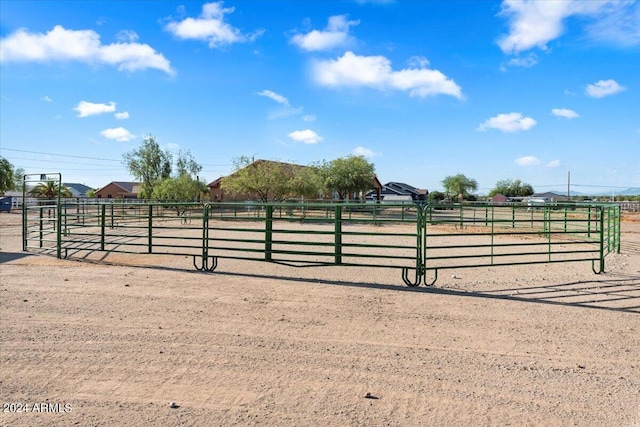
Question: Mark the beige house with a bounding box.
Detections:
[94,181,140,199]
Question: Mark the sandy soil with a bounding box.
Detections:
[1,211,639,426]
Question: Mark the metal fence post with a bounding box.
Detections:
[546,208,552,262]
[100,203,106,251]
[490,205,495,264]
[335,205,342,264]
[419,205,426,275]
[265,204,273,261]
[616,206,621,254]
[39,207,44,249]
[202,203,209,264]
[148,204,153,254]
[22,176,27,252]
[606,206,612,255]
[56,202,62,258]
[484,205,488,227]
[599,206,605,272]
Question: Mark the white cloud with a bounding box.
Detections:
[41,96,52,102]
[257,90,305,119]
[352,146,380,158]
[551,108,579,119]
[477,112,537,132]
[585,79,626,98]
[547,159,561,168]
[584,2,640,47]
[267,107,303,120]
[257,89,289,106]
[288,129,323,144]
[505,53,538,68]
[497,0,617,54]
[101,127,135,142]
[115,111,130,120]
[74,101,116,118]
[313,51,462,99]
[302,114,316,122]
[0,25,174,75]
[116,30,139,43]
[407,56,429,68]
[165,1,262,48]
[165,143,181,152]
[515,156,541,166]
[291,15,359,51]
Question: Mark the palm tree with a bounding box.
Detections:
[29,181,72,199]
[28,181,73,229]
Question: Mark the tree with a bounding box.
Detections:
[428,190,447,202]
[289,165,324,200]
[152,174,208,204]
[13,167,25,192]
[151,148,207,207]
[29,181,72,198]
[442,173,478,201]
[122,135,172,198]
[221,157,298,202]
[175,149,202,177]
[0,157,16,194]
[322,155,376,200]
[488,179,534,197]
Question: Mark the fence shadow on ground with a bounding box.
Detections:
[63,249,639,315]
[621,240,640,255]
[211,270,640,315]
[462,274,640,314]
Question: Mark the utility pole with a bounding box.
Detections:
[567,171,570,200]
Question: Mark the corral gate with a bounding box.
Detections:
[23,197,621,286]
[21,173,64,258]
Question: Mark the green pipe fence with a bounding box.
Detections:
[22,200,621,286]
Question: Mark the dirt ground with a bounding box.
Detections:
[1,211,639,426]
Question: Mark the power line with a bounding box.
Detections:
[4,156,124,168]
[1,147,232,168]
[1,147,121,162]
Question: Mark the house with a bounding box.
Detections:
[64,183,93,198]
[529,192,569,202]
[94,181,140,199]
[208,159,382,202]
[367,182,427,203]
[491,194,508,203]
[208,176,236,202]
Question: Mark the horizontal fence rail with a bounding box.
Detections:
[22,201,621,286]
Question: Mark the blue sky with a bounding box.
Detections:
[1,0,638,194]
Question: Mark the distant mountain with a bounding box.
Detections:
[617,188,640,196]
[580,188,640,197]
[546,188,640,197]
